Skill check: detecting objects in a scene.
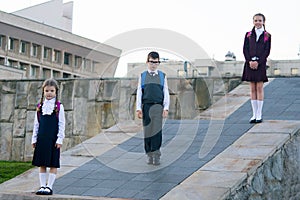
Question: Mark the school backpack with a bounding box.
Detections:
[141,70,165,89]
[36,101,61,122]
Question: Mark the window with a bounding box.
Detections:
[63,72,71,78]
[84,58,91,71]
[273,68,281,75]
[31,44,39,57]
[0,35,3,48]
[74,56,82,68]
[8,37,15,50]
[42,68,51,78]
[20,41,27,54]
[54,50,61,63]
[64,52,71,65]
[30,65,39,77]
[20,62,29,70]
[44,47,51,60]
[91,61,98,72]
[53,70,61,78]
[291,68,299,75]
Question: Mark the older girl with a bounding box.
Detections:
[242,13,271,123]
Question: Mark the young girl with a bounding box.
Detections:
[32,78,65,195]
[242,13,271,123]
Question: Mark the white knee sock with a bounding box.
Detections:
[251,100,258,120]
[256,100,264,120]
[47,173,56,189]
[39,173,47,187]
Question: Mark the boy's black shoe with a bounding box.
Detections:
[35,187,45,195]
[147,156,153,165]
[153,156,160,165]
[43,187,53,195]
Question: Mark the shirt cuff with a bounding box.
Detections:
[56,138,63,145]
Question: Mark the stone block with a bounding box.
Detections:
[0,93,14,121]
[15,82,29,109]
[73,97,87,136]
[0,123,13,160]
[86,102,102,136]
[60,81,74,110]
[24,131,33,162]
[25,111,35,132]
[0,81,16,94]
[64,111,73,138]
[13,109,27,138]
[11,138,25,161]
[27,81,41,109]
[74,79,89,98]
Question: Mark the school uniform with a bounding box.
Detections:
[136,70,170,164]
[32,98,65,168]
[242,27,271,82]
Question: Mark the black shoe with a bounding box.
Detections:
[256,119,263,123]
[249,119,256,124]
[147,156,153,165]
[35,187,45,195]
[153,156,160,165]
[43,187,53,195]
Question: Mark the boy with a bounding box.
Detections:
[136,51,170,165]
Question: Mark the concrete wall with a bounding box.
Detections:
[0,77,241,161]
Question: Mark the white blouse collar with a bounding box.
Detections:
[42,98,56,115]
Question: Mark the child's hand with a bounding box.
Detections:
[163,110,169,118]
[55,143,62,149]
[136,110,143,119]
[32,143,36,148]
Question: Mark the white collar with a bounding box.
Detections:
[255,26,264,34]
[42,98,56,115]
[148,70,158,75]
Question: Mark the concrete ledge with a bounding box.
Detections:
[161,120,300,200]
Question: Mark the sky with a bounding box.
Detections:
[1,0,300,76]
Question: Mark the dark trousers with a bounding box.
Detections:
[142,103,163,155]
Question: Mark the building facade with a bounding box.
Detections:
[0,10,121,79]
[127,58,300,78]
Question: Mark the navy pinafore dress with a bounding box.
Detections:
[32,108,60,168]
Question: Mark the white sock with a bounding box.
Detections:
[256,100,264,120]
[250,100,258,120]
[47,173,56,189]
[39,173,47,187]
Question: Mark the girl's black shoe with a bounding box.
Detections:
[43,187,53,195]
[256,119,263,123]
[249,119,256,124]
[35,187,45,195]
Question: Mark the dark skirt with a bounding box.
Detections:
[32,137,60,168]
[242,62,268,82]
[32,112,60,168]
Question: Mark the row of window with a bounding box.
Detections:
[0,34,97,72]
[0,56,74,78]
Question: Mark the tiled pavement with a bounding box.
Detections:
[52,77,300,200]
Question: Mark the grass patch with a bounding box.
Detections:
[0,161,33,184]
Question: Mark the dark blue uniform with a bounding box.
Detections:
[32,109,60,168]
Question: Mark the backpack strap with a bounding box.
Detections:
[36,103,42,123]
[141,71,147,89]
[55,101,61,118]
[158,70,165,89]
[141,71,165,89]
[246,31,252,38]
